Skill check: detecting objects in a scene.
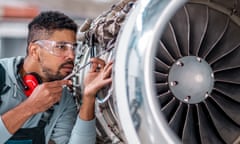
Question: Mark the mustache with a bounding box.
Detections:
[59,61,74,68]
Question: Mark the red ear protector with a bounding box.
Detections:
[22,72,42,97]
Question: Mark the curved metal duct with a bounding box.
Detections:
[114,0,186,143]
[73,0,240,143]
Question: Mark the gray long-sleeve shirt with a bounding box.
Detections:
[0,56,96,144]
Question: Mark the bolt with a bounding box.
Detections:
[170,81,178,87]
[211,73,214,78]
[197,57,202,63]
[184,96,191,102]
[205,92,209,98]
[176,61,184,67]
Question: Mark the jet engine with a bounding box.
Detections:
[73,0,240,143]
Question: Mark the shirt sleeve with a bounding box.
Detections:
[48,92,78,144]
[68,117,96,144]
[0,116,13,143]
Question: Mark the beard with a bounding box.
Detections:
[41,61,74,81]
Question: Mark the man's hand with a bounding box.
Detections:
[83,58,113,98]
[26,80,71,113]
[79,58,113,120]
[2,80,71,134]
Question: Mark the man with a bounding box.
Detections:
[0,11,112,144]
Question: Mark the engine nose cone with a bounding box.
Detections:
[168,56,214,104]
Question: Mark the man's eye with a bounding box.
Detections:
[56,44,67,50]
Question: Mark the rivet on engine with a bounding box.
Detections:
[205,92,209,98]
[184,96,191,102]
[176,61,184,67]
[211,73,214,78]
[170,81,178,87]
[197,57,202,63]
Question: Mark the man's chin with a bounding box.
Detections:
[61,68,73,74]
[61,71,72,79]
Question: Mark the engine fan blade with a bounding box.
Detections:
[182,105,200,144]
[154,71,168,82]
[155,82,169,95]
[161,22,182,59]
[212,46,240,72]
[170,6,190,56]
[169,103,187,138]
[215,68,240,84]
[198,8,230,59]
[156,41,176,66]
[214,82,240,103]
[205,98,240,143]
[206,21,240,64]
[211,91,240,125]
[158,92,174,108]
[185,3,208,56]
[154,57,170,74]
[197,103,225,144]
[161,98,179,122]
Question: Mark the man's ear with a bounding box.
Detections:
[28,43,40,60]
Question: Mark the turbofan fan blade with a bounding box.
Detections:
[206,21,240,64]
[214,82,240,103]
[155,82,169,96]
[205,98,240,143]
[170,6,190,56]
[169,103,187,138]
[198,8,229,59]
[158,92,174,108]
[185,3,208,56]
[212,46,240,72]
[197,104,225,144]
[182,105,200,144]
[156,41,175,66]
[161,22,182,59]
[211,91,240,125]
[154,71,168,83]
[161,98,179,122]
[215,68,240,84]
[154,57,170,74]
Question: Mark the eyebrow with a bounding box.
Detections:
[56,41,77,45]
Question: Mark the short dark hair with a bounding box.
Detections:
[27,11,78,53]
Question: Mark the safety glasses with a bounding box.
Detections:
[34,40,78,57]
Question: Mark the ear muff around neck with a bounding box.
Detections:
[23,72,42,97]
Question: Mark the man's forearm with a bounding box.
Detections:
[1,101,34,134]
[79,95,95,120]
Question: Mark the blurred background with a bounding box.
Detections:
[0,0,118,58]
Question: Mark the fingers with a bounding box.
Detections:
[102,61,113,79]
[32,80,70,103]
[89,58,106,72]
[42,80,72,98]
[25,79,73,113]
[43,80,71,88]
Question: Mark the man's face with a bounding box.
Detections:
[37,29,76,81]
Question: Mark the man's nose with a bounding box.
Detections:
[65,48,75,59]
